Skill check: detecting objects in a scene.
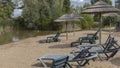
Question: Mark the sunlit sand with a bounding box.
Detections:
[0,30,120,68]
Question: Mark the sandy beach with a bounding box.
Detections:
[0,30,120,68]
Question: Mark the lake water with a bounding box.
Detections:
[0,30,56,45]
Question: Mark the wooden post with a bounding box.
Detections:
[66,22,68,40]
[99,14,102,44]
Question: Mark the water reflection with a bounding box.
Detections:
[12,36,19,42]
[0,30,56,45]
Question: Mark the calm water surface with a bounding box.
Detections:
[0,30,57,45]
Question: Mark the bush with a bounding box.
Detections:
[78,14,94,30]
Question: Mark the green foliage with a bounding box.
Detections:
[12,17,25,29]
[77,3,94,29]
[79,14,94,29]
[102,17,117,27]
[116,17,120,22]
[72,3,94,30]
[62,0,70,13]
[48,21,63,31]
[20,0,69,30]
[83,3,91,8]
[0,1,13,27]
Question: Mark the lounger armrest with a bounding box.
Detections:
[70,49,83,54]
[47,36,54,41]
[87,33,94,35]
[77,44,102,48]
[79,37,88,40]
[87,34,94,37]
[71,50,98,61]
[82,50,98,60]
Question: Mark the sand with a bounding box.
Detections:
[0,30,120,68]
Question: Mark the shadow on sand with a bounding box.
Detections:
[32,61,81,68]
[48,43,71,49]
[32,63,41,67]
[32,62,52,67]
[110,57,120,66]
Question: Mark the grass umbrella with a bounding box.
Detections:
[54,13,82,40]
[82,0,120,44]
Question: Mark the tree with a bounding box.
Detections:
[21,0,71,30]
[62,0,70,13]
[74,3,94,29]
[78,14,94,29]
[0,1,13,30]
[102,16,117,27]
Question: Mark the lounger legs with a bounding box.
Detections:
[38,58,47,68]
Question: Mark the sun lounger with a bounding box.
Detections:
[38,54,72,68]
[71,30,99,47]
[76,36,120,60]
[39,32,61,43]
[37,48,98,67]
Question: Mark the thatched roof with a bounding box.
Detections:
[82,0,120,14]
[54,13,81,22]
[102,13,120,17]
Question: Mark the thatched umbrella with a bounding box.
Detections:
[102,13,119,17]
[102,13,120,33]
[82,0,120,43]
[54,13,81,40]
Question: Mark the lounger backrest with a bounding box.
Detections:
[51,56,70,68]
[104,34,112,45]
[103,37,120,60]
[111,38,120,49]
[72,48,91,66]
[73,48,91,59]
[104,37,120,51]
[92,29,99,40]
[53,32,61,41]
[101,35,113,50]
[52,32,61,41]
[104,37,114,51]
[87,30,99,40]
[55,32,61,38]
